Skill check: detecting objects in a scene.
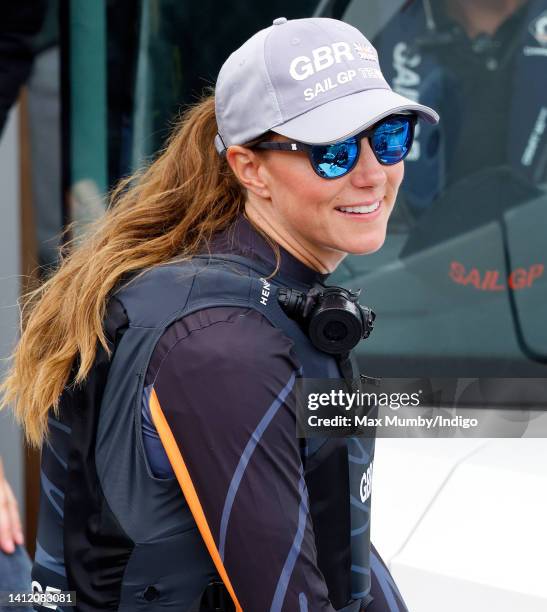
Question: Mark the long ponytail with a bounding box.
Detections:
[0,89,260,448]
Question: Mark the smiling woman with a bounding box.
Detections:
[236,115,414,268]
[232,128,405,268]
[1,15,438,612]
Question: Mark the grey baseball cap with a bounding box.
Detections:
[214,16,439,154]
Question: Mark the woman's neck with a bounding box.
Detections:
[243,206,344,275]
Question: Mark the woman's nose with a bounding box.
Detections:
[349,138,388,190]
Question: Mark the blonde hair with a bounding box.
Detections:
[0,90,278,448]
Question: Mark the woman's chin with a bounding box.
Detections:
[343,233,387,255]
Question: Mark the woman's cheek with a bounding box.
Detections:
[390,162,405,198]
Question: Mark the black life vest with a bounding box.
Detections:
[31,254,375,611]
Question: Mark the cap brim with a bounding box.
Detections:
[271,88,439,145]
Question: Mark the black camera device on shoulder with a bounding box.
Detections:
[277,284,376,355]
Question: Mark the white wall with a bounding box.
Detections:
[0,104,24,517]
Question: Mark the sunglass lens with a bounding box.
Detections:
[311,139,359,178]
[371,117,413,165]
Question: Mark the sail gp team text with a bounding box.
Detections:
[308,414,479,430]
[302,67,384,101]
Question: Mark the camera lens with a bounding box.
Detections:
[310,309,361,354]
[323,320,348,342]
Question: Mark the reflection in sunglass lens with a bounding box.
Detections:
[311,139,358,178]
[371,118,412,165]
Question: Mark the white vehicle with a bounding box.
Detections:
[372,438,547,612]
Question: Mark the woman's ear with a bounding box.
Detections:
[225,146,271,200]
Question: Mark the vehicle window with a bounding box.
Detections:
[123,1,319,177]
[66,1,319,228]
[330,0,547,376]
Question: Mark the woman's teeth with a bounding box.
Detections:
[337,202,380,214]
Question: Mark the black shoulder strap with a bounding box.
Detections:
[338,352,360,393]
[103,295,129,352]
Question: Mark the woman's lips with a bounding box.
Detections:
[334,200,383,220]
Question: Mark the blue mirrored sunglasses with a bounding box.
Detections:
[252,114,417,179]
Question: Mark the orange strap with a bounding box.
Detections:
[149,387,243,612]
